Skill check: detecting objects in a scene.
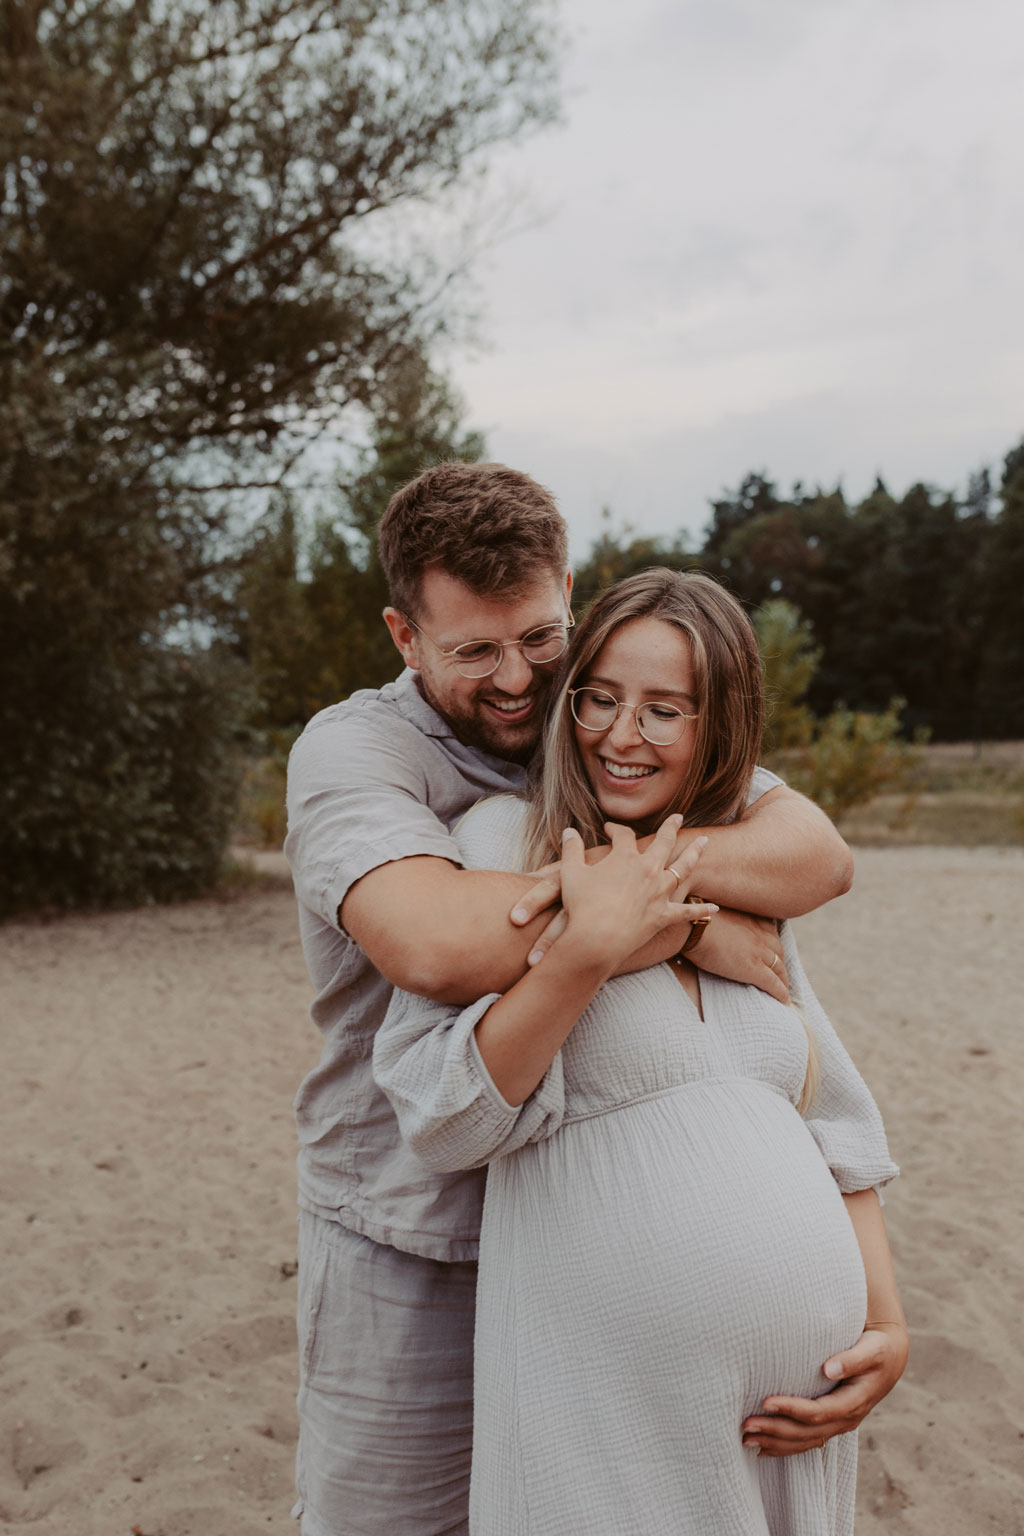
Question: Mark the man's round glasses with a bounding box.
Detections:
[406,614,575,679]
[568,686,699,747]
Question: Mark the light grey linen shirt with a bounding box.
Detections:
[286,668,527,1260]
[286,667,782,1261]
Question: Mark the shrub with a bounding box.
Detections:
[235,731,299,850]
[0,646,244,916]
[779,700,923,826]
[755,600,820,752]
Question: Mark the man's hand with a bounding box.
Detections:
[740,1322,910,1456]
[690,909,789,1005]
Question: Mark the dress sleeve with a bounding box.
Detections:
[372,795,567,1174]
[782,922,900,1195]
[373,987,566,1173]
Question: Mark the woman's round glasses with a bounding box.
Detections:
[568,686,699,747]
[407,615,574,678]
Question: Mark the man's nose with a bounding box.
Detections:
[606,705,644,750]
[490,644,534,695]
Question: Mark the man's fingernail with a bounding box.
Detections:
[696,835,709,848]
[562,826,579,842]
[823,1360,843,1380]
[527,949,544,966]
[510,907,528,924]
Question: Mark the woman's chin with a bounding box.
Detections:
[593,793,668,833]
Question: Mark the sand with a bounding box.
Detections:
[2,845,1023,1535]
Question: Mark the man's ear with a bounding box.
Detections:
[383,607,421,669]
[564,569,573,607]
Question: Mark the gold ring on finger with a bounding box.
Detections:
[769,952,779,971]
[668,866,681,889]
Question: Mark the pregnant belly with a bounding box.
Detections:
[481,1080,867,1418]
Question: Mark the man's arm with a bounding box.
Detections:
[685,784,853,918]
[514,786,852,932]
[340,858,557,1005]
[341,783,849,1005]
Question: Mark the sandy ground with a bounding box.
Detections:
[2,845,1023,1536]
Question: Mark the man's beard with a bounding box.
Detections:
[416,673,550,766]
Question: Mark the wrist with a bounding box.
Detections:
[675,894,712,956]
[556,919,626,985]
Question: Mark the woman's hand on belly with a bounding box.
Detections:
[743,1187,908,1455]
[740,1320,910,1456]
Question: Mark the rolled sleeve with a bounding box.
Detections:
[286,707,464,931]
[373,986,567,1174]
[783,924,900,1195]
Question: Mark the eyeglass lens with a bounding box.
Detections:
[452,625,570,677]
[570,687,688,745]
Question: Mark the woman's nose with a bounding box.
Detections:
[606,704,644,750]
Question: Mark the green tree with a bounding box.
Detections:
[1,0,559,910]
[977,440,1024,736]
[572,511,695,613]
[239,357,486,731]
[753,600,819,752]
[753,601,917,824]
[696,472,995,737]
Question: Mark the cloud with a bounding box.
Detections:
[450,0,1024,549]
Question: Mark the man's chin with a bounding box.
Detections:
[464,716,539,765]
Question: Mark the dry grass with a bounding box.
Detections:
[840,740,1024,847]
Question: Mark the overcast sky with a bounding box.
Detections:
[447,0,1024,556]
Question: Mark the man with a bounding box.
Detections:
[285,462,895,1536]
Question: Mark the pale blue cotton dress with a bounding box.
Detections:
[373,796,899,1536]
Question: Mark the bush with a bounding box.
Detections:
[776,700,923,826]
[755,600,820,752]
[0,647,244,917]
[235,732,299,850]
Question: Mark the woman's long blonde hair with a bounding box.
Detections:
[522,567,819,1114]
[523,568,764,867]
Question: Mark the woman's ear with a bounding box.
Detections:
[382,607,421,669]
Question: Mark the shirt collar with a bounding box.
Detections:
[389,667,532,778]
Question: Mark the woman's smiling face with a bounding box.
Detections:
[572,616,700,826]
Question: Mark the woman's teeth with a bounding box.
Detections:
[601,759,657,779]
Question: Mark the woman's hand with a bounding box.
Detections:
[558,818,716,979]
[740,1321,909,1455]
[689,909,789,1005]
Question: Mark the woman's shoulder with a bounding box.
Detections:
[453,794,530,872]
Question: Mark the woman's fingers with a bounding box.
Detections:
[526,908,568,966]
[759,960,790,1005]
[602,820,638,853]
[509,874,562,925]
[646,812,684,863]
[560,825,585,864]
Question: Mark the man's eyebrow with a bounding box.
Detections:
[586,672,697,706]
[442,615,565,646]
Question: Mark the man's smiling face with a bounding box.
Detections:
[386,566,573,765]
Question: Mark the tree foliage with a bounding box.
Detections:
[238,355,485,731]
[571,511,694,613]
[753,601,916,823]
[699,449,1023,740]
[1,0,558,911]
[753,600,818,753]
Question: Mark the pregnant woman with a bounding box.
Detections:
[374,569,906,1535]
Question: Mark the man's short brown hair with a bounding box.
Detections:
[378,461,569,616]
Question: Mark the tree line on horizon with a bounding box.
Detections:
[241,426,1024,748]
